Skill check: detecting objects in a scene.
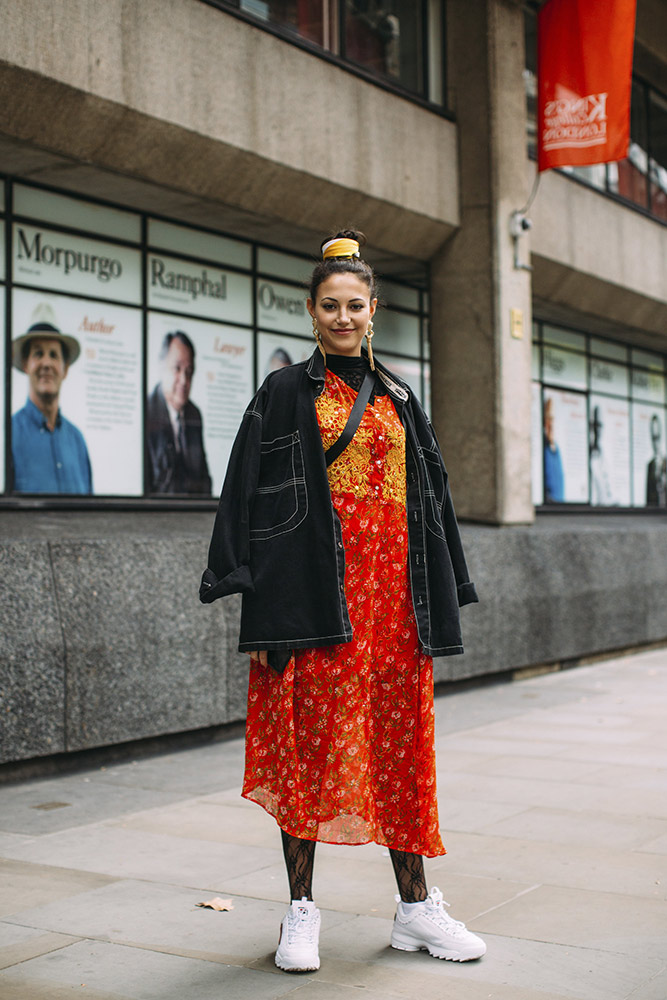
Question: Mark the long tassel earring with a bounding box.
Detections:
[312,316,326,361]
[366,319,376,371]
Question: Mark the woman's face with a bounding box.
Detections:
[307,273,377,357]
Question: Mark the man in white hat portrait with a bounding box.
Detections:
[11,302,92,494]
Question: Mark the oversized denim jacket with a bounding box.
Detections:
[200,349,478,657]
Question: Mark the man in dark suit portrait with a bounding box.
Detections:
[646,414,667,507]
[147,330,212,494]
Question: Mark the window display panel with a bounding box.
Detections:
[0,218,5,280]
[542,388,589,503]
[531,342,541,379]
[13,185,141,243]
[13,224,142,304]
[590,358,629,397]
[542,326,586,352]
[257,278,309,335]
[542,345,587,391]
[147,313,253,496]
[257,247,310,283]
[588,395,631,507]
[381,280,420,311]
[632,404,667,508]
[258,332,313,382]
[590,338,627,362]
[0,286,4,493]
[11,289,143,495]
[148,219,252,270]
[374,309,420,359]
[531,382,544,506]
[631,368,665,405]
[148,252,252,326]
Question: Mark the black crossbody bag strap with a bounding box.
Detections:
[324,368,375,467]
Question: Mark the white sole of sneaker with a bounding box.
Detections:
[274,957,320,973]
[391,936,486,962]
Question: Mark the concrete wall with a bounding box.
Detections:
[2,510,667,765]
[0,0,459,259]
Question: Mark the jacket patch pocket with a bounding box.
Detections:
[422,445,448,540]
[250,431,308,541]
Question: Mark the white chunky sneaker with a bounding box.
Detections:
[391,887,486,961]
[275,897,321,972]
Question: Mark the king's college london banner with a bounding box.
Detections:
[537,0,637,172]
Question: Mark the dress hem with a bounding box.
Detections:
[241,789,447,860]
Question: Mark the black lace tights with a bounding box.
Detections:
[281,830,316,901]
[388,849,428,903]
[280,831,427,903]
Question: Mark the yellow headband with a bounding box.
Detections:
[322,237,360,259]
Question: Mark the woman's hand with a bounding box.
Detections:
[249,650,269,668]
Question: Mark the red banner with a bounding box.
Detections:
[537,0,637,172]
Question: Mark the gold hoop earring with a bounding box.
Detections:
[366,318,375,371]
[312,316,326,361]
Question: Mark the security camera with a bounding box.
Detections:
[509,211,533,238]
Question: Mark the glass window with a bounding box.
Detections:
[239,0,326,45]
[344,0,424,96]
[648,89,667,222]
[609,79,649,210]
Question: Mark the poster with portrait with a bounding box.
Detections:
[257,333,314,383]
[632,403,667,508]
[11,289,143,496]
[147,313,253,497]
[588,395,631,507]
[531,382,544,506]
[542,388,588,503]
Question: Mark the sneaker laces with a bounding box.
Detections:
[424,887,469,937]
[286,902,318,944]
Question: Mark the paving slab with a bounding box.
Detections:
[0,823,281,888]
[475,883,667,959]
[431,830,665,899]
[0,773,187,835]
[0,859,117,918]
[0,924,81,971]
[625,968,667,1000]
[114,795,282,849]
[0,938,307,999]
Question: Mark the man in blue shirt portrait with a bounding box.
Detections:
[11,305,92,494]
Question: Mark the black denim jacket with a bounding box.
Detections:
[200,349,478,658]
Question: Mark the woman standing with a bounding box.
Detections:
[200,230,485,972]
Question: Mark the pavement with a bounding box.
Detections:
[1,647,666,1000]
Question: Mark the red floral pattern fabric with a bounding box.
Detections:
[242,369,445,857]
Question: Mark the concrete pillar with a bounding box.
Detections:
[430,0,534,525]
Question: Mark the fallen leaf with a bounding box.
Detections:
[196,897,234,911]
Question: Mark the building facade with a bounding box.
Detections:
[1,0,666,764]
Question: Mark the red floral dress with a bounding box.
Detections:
[242,368,445,858]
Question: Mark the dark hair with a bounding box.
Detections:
[160,330,195,366]
[308,229,378,303]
